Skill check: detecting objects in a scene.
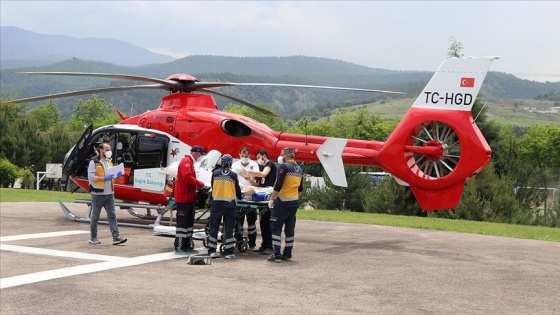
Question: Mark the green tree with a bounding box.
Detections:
[304,166,374,212]
[0,158,20,187]
[26,100,62,131]
[517,125,556,212]
[447,36,464,58]
[67,95,119,130]
[49,123,80,163]
[363,177,422,216]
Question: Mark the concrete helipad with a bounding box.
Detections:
[1,202,559,314]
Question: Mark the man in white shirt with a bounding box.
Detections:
[232,147,260,187]
[230,146,259,250]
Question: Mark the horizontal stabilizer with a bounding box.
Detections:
[317,138,348,187]
[410,182,465,211]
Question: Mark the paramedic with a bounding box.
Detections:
[245,149,276,255]
[231,146,259,250]
[174,145,206,254]
[207,154,243,259]
[268,147,303,262]
[87,142,127,245]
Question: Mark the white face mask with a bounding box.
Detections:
[277,156,285,164]
[104,150,112,159]
[257,158,264,166]
[240,157,250,164]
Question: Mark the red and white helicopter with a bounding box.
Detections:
[2,56,499,227]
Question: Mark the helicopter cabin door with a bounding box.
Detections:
[128,132,170,193]
[63,124,94,176]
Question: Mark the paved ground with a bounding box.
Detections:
[1,202,559,315]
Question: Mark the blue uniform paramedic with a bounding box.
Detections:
[268,147,303,262]
[207,154,243,259]
[87,142,127,245]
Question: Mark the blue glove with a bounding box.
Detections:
[115,171,123,180]
[103,174,114,181]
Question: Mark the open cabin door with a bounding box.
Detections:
[63,125,93,176]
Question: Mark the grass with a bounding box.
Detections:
[0,188,90,203]
[297,210,560,243]
[341,97,560,127]
[2,188,559,243]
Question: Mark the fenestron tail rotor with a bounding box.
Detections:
[406,121,461,180]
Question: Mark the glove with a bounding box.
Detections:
[202,185,211,190]
[115,171,123,180]
[103,174,114,181]
[268,199,274,209]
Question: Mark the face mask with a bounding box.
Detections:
[257,158,264,166]
[104,150,112,159]
[240,157,250,164]
[277,156,285,164]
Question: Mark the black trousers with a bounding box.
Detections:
[259,207,272,250]
[236,209,257,247]
[270,205,298,258]
[207,206,236,255]
[174,203,195,251]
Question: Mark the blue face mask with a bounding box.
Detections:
[240,157,250,164]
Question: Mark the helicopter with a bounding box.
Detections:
[1,56,499,215]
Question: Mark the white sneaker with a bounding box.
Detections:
[225,254,235,259]
[209,252,221,258]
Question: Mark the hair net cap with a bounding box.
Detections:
[221,154,233,168]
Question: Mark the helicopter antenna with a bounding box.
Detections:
[303,117,309,145]
[474,100,488,122]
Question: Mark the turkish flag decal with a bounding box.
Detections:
[460,77,475,87]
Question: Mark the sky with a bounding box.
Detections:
[1,1,559,82]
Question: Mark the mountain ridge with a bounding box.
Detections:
[1,27,558,120]
[0,26,175,67]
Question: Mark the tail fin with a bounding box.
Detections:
[116,108,129,120]
[378,56,499,210]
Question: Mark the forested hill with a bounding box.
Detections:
[0,26,174,68]
[1,56,559,118]
[145,55,399,77]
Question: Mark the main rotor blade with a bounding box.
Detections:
[0,84,168,105]
[200,88,279,118]
[17,72,182,90]
[194,82,406,95]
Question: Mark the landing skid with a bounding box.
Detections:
[58,199,207,240]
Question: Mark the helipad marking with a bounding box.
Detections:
[0,244,126,261]
[0,252,190,289]
[0,230,89,242]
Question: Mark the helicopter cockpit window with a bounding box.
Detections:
[134,135,168,168]
[116,133,136,165]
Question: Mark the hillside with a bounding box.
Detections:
[335,97,560,127]
[1,56,559,123]
[0,26,175,68]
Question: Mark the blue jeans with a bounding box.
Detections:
[90,194,120,239]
